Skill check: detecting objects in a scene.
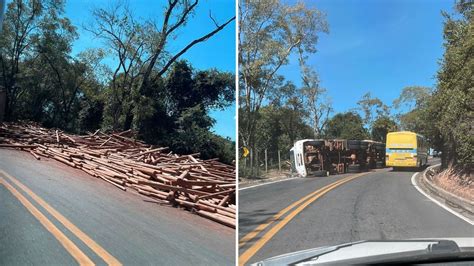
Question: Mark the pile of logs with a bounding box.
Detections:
[0,122,236,228]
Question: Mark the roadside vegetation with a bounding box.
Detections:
[0,0,235,164]
[398,1,472,176]
[239,0,472,178]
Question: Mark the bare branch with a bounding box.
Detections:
[209,10,220,28]
[156,16,235,77]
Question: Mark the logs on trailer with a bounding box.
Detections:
[0,122,236,228]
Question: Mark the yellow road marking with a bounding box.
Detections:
[239,176,347,247]
[239,173,364,248]
[239,172,367,265]
[0,170,122,266]
[0,177,94,265]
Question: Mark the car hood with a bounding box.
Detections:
[252,238,474,265]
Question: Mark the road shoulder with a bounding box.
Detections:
[412,166,474,225]
[239,172,298,190]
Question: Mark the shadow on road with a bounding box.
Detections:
[389,164,431,172]
[239,210,279,228]
[239,209,281,247]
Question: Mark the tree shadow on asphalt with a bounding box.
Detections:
[389,164,431,173]
[239,210,281,248]
[239,209,280,229]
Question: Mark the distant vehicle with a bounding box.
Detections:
[386,131,428,169]
[253,238,474,265]
[290,139,328,178]
[290,139,385,177]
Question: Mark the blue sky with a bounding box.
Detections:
[279,0,453,116]
[62,0,236,140]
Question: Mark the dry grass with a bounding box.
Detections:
[432,166,474,202]
[239,169,292,186]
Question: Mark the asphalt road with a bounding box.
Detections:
[239,158,474,265]
[0,149,234,265]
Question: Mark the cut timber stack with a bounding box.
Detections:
[0,122,236,228]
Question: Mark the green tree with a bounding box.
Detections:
[393,86,432,133]
[134,61,235,163]
[393,86,431,111]
[239,0,328,149]
[0,0,236,165]
[86,1,235,131]
[297,46,332,138]
[393,86,431,133]
[357,92,389,132]
[371,116,398,142]
[431,1,473,169]
[324,112,368,140]
[0,0,72,120]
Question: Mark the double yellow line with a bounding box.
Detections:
[0,170,121,266]
[239,172,368,265]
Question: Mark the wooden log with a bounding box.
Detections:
[196,202,216,213]
[175,198,195,209]
[137,180,211,196]
[99,137,112,147]
[63,134,76,143]
[199,200,235,214]
[196,210,235,228]
[0,144,38,148]
[218,195,230,206]
[216,208,236,219]
[97,175,126,190]
[91,129,100,137]
[196,189,235,200]
[0,122,236,228]
[29,150,41,160]
[137,189,168,201]
[129,147,169,158]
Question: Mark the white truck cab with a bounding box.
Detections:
[291,139,327,177]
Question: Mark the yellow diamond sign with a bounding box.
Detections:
[242,147,249,158]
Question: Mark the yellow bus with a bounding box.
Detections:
[385,131,428,169]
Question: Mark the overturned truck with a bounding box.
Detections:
[290,139,386,177]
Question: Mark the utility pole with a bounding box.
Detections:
[278,150,281,172]
[265,149,268,173]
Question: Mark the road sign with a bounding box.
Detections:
[242,147,249,157]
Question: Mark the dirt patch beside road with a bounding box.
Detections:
[239,169,296,188]
[430,167,473,202]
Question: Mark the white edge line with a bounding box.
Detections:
[411,166,474,226]
[239,177,298,191]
